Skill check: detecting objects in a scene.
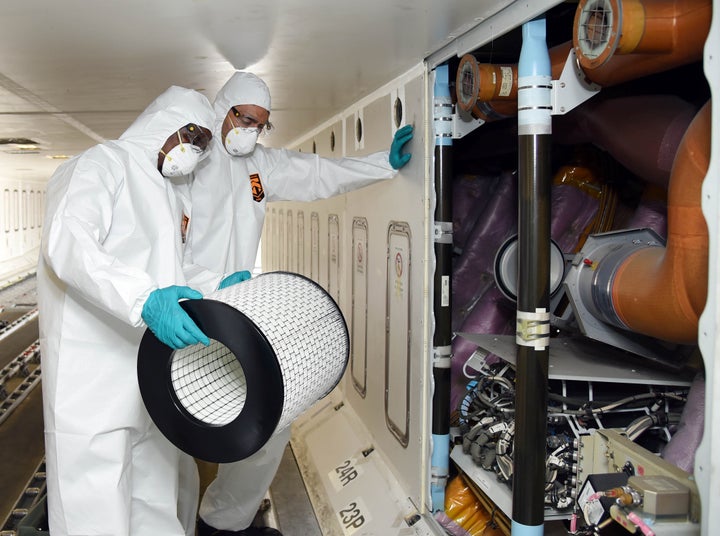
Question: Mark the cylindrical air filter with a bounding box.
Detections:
[137,271,349,462]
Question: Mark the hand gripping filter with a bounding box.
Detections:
[137,271,349,462]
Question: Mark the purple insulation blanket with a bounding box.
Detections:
[662,374,705,473]
[553,95,696,188]
[452,170,518,326]
[550,183,599,253]
[450,175,601,410]
[453,174,499,251]
[627,195,668,240]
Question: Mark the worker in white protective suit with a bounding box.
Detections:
[188,71,413,536]
[37,86,248,536]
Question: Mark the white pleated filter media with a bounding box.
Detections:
[170,271,348,432]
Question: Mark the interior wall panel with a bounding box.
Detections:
[328,214,341,303]
[264,66,429,511]
[278,209,286,271]
[351,216,369,397]
[340,72,428,504]
[385,221,412,447]
[310,211,320,284]
[296,210,305,276]
[313,121,342,158]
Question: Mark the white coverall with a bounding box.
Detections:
[187,78,398,532]
[37,86,222,536]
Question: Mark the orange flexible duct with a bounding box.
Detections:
[455,0,710,116]
[573,0,711,86]
[456,42,572,120]
[610,101,710,343]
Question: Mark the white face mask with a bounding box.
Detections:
[161,138,204,177]
[224,127,260,156]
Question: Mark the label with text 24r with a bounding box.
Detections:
[329,457,364,491]
[337,497,371,535]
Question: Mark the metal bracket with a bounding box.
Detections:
[552,48,601,115]
[452,108,485,139]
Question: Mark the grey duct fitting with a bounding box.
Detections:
[563,228,674,363]
[494,235,566,303]
[138,271,349,462]
[573,229,664,328]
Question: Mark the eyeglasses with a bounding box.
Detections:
[178,123,211,151]
[230,107,273,135]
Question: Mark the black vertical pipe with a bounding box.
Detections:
[512,17,552,535]
[431,63,453,511]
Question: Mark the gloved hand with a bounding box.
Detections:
[218,270,252,289]
[141,286,210,349]
[389,124,414,169]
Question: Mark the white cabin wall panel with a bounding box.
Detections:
[311,121,342,158]
[0,177,43,282]
[356,96,392,155]
[269,66,430,511]
[345,114,361,157]
[296,138,316,155]
[294,209,306,277]
[260,208,270,271]
[322,199,347,299]
[278,208,286,271]
[273,197,347,291]
[695,12,720,532]
[339,72,429,508]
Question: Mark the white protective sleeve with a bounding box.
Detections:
[41,151,157,327]
[254,146,397,202]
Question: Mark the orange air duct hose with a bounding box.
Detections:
[573,0,710,86]
[455,0,710,116]
[456,42,572,120]
[610,101,710,343]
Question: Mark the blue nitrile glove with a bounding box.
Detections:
[141,286,210,349]
[389,124,414,169]
[218,270,252,289]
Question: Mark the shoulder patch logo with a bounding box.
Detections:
[249,173,265,202]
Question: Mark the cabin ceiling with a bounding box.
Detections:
[0,0,521,183]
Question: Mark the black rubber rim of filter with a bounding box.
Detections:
[137,298,284,463]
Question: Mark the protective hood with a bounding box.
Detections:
[120,85,215,160]
[213,72,271,135]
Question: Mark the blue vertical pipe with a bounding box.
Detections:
[431,63,453,512]
[512,17,552,536]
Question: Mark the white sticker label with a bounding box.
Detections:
[578,481,604,525]
[441,275,450,307]
[337,497,371,535]
[329,457,364,491]
[499,66,513,97]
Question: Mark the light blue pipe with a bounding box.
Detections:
[512,520,545,536]
[434,64,453,147]
[517,17,552,136]
[431,63,452,512]
[431,433,449,511]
